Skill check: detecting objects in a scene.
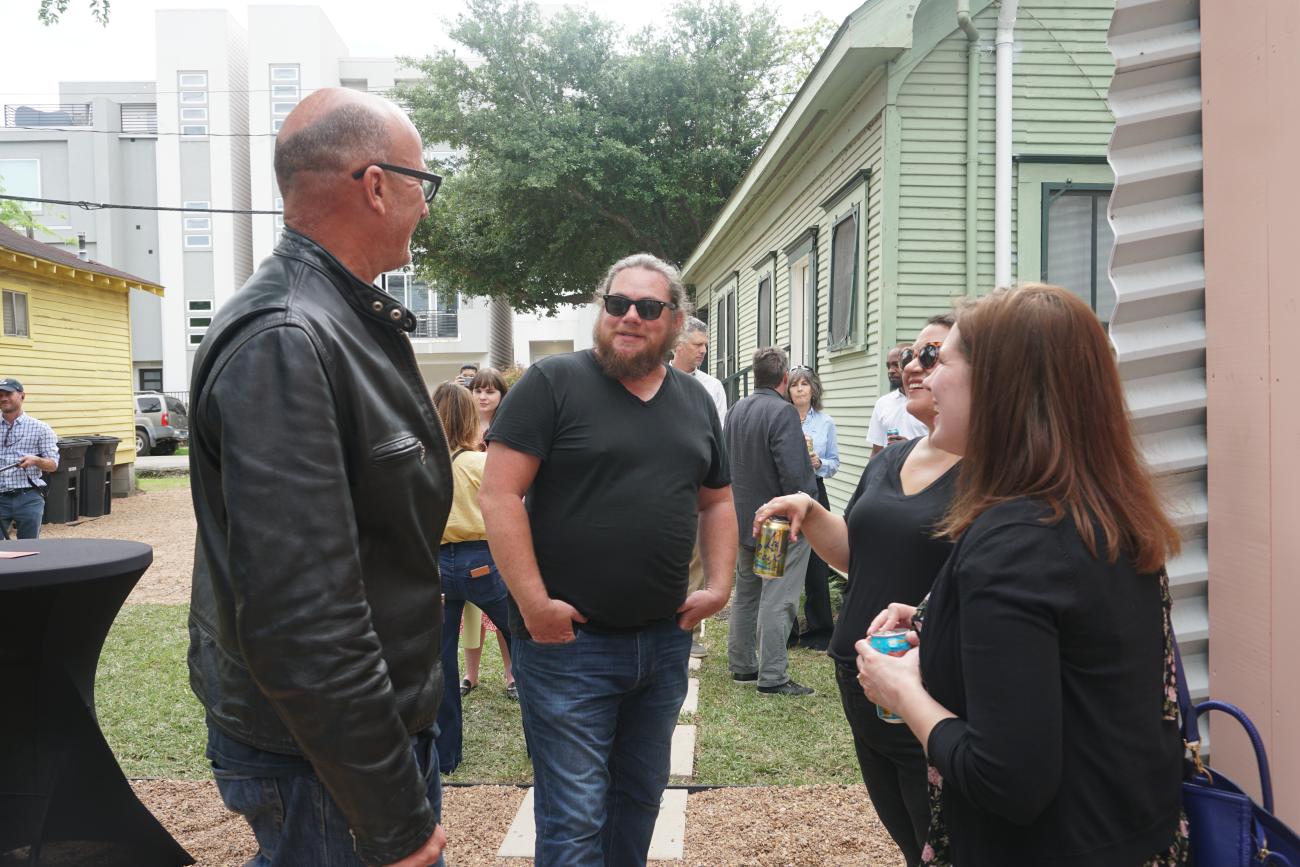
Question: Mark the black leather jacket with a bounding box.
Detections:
[187,230,452,865]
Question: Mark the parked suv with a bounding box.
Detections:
[134,392,188,456]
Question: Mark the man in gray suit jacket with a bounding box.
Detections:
[724,347,819,696]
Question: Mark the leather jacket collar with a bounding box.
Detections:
[276,229,420,334]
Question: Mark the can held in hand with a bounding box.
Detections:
[754,515,791,580]
[868,629,911,723]
[805,434,816,459]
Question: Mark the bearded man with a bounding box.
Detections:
[480,253,736,865]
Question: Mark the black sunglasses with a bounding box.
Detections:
[600,294,678,321]
[899,341,943,370]
[351,163,443,203]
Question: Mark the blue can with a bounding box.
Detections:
[868,629,911,723]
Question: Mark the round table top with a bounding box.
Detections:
[0,538,153,590]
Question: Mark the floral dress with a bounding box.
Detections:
[910,570,1191,866]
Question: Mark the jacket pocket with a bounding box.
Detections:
[371,434,426,465]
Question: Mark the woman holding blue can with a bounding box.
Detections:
[856,284,1186,866]
[752,312,961,866]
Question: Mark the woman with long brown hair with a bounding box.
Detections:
[461,366,516,699]
[431,381,515,774]
[856,284,1187,865]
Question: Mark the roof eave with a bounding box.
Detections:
[0,249,165,296]
[683,0,919,284]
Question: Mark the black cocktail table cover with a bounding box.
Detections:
[0,539,193,866]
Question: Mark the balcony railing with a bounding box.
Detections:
[721,365,752,407]
[4,103,93,127]
[411,311,459,340]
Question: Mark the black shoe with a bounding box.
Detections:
[732,671,758,684]
[758,679,814,697]
[797,637,830,652]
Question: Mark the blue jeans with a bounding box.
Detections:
[0,488,45,539]
[436,539,513,774]
[207,722,444,867]
[514,618,691,866]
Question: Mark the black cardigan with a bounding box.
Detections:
[919,498,1183,866]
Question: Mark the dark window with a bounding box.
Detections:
[139,368,163,391]
[828,211,858,349]
[756,276,772,348]
[137,396,162,413]
[715,290,736,381]
[1042,185,1116,325]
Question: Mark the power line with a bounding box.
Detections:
[3,125,281,137]
[0,194,280,215]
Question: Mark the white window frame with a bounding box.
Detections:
[270,65,300,82]
[180,107,208,122]
[270,101,297,117]
[0,158,42,214]
[271,118,286,133]
[183,234,212,250]
[271,84,299,100]
[187,299,213,313]
[188,333,205,346]
[178,72,208,88]
[179,91,207,106]
[183,216,211,232]
[180,124,208,138]
[2,289,30,338]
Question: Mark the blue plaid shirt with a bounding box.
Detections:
[0,413,59,491]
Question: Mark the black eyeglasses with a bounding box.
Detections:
[899,341,943,370]
[600,294,678,321]
[351,163,443,203]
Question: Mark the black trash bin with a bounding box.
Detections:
[42,438,91,524]
[79,435,121,518]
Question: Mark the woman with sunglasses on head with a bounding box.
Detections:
[431,381,516,774]
[856,285,1186,866]
[752,312,960,866]
[461,367,518,701]
[785,366,840,651]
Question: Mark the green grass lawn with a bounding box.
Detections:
[136,475,191,493]
[97,604,860,785]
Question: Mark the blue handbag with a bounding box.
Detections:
[1175,641,1300,866]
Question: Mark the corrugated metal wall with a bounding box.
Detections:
[1106,0,1208,704]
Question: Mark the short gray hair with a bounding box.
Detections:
[595,253,691,314]
[680,317,708,339]
[274,104,392,192]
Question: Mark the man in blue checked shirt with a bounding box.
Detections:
[0,378,59,539]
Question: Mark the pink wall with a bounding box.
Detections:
[1203,0,1300,823]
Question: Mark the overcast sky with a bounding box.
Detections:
[1,0,863,107]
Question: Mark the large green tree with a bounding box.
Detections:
[398,0,832,312]
[36,0,110,25]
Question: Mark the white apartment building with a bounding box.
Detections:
[1,5,594,396]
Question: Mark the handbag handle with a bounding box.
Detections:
[1172,637,1276,814]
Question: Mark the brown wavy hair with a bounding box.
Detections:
[939,284,1179,573]
[432,382,480,453]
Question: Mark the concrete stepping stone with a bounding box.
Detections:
[679,678,699,717]
[497,787,688,860]
[670,724,696,778]
[688,655,701,671]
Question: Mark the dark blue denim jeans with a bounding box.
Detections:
[207,722,444,867]
[514,618,690,867]
[0,488,45,539]
[436,539,513,774]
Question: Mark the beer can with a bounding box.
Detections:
[868,629,911,723]
[804,434,816,458]
[753,516,791,580]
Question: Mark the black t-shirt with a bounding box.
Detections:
[487,350,729,636]
[828,437,958,666]
[919,498,1183,865]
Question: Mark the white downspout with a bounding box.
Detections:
[994,0,1018,287]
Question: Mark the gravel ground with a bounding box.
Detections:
[133,781,905,866]
[41,486,196,604]
[81,486,903,865]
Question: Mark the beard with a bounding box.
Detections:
[889,374,903,392]
[593,320,679,380]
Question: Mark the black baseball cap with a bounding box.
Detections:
[0,378,23,393]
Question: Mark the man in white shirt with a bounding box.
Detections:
[866,343,928,456]
[671,317,727,656]
[672,317,727,425]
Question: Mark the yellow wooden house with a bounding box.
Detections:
[0,223,164,491]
